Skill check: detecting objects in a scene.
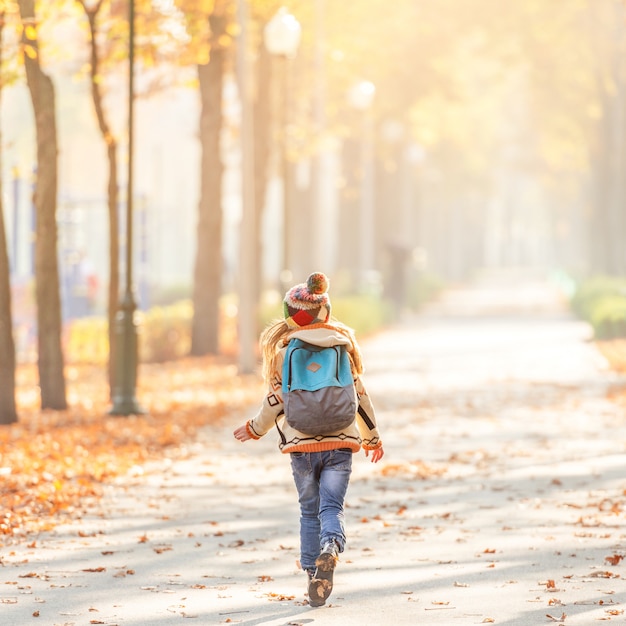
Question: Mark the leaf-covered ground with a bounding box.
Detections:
[1,279,626,624]
[0,357,262,542]
[1,339,625,544]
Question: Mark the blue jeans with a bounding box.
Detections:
[290,448,353,573]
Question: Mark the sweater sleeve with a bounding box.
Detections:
[246,353,285,439]
[354,376,382,449]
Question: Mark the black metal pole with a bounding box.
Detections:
[110,0,143,415]
[127,0,134,293]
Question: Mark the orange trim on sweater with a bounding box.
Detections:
[281,440,362,454]
[246,421,261,440]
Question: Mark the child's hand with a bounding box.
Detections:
[365,446,384,463]
[233,423,252,442]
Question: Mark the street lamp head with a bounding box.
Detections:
[348,80,376,110]
[264,7,302,58]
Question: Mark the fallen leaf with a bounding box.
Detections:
[263,592,295,601]
[154,545,173,554]
[587,571,619,579]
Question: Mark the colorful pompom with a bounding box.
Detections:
[307,272,329,295]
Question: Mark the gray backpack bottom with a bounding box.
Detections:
[284,384,357,436]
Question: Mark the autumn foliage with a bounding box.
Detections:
[2,335,625,547]
[0,357,262,543]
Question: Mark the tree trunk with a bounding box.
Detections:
[589,85,613,275]
[190,10,226,355]
[253,40,271,304]
[0,10,18,425]
[79,0,119,395]
[18,0,67,410]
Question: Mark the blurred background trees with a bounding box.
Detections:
[0,2,17,424]
[1,0,626,421]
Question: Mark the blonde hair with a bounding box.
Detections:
[259,318,364,382]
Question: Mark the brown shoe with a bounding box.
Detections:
[308,573,331,607]
[308,541,338,606]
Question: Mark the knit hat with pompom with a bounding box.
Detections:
[283,272,331,328]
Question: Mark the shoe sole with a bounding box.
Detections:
[308,552,337,606]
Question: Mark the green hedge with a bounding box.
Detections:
[407,272,444,310]
[66,294,394,364]
[570,276,626,339]
[65,300,194,365]
[332,295,394,336]
[589,295,626,339]
[138,300,193,362]
[66,275,441,365]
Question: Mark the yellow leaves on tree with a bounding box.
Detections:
[23,22,35,40]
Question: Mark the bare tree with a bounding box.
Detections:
[17,0,67,410]
[76,0,119,394]
[0,8,18,425]
[190,4,228,356]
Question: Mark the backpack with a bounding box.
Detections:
[281,338,358,436]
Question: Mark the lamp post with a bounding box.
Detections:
[348,81,376,290]
[264,7,301,290]
[110,0,142,415]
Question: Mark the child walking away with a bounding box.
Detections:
[233,272,384,607]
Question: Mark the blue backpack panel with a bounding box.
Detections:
[282,338,358,436]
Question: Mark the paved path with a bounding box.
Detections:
[2,273,626,626]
